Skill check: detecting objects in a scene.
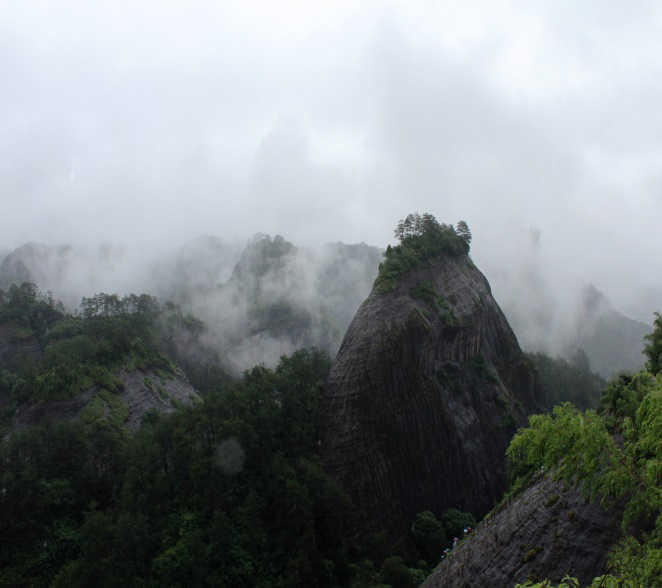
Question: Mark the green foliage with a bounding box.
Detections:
[0,282,64,338]
[455,221,472,247]
[80,396,105,427]
[469,352,499,383]
[248,301,312,339]
[439,508,476,542]
[644,311,662,374]
[409,281,457,325]
[515,575,634,587]
[436,366,463,392]
[1,348,392,587]
[98,390,129,429]
[527,350,606,410]
[408,507,477,570]
[506,372,662,587]
[375,213,469,293]
[599,372,651,422]
[0,287,216,404]
[411,511,446,567]
[379,556,413,588]
[522,546,543,563]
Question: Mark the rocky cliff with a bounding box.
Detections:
[6,366,199,438]
[422,475,626,587]
[322,252,545,536]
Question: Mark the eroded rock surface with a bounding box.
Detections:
[322,253,545,536]
[422,476,625,587]
[6,366,198,437]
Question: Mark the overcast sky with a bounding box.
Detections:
[1,0,661,320]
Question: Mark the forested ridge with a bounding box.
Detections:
[0,216,659,587]
[0,283,473,587]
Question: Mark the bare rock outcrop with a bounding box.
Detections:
[322,253,545,536]
[422,476,625,587]
[6,366,199,437]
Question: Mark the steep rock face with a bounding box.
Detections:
[422,476,626,587]
[322,253,545,536]
[6,367,199,437]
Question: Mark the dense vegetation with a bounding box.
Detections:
[374,214,471,293]
[0,285,229,418]
[0,285,475,587]
[3,276,657,587]
[508,319,662,588]
[0,282,65,336]
[526,349,606,410]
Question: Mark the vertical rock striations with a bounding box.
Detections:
[322,252,545,536]
[422,476,627,588]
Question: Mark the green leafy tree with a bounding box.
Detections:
[411,511,445,566]
[376,213,468,293]
[456,221,471,248]
[644,312,662,374]
[507,375,662,588]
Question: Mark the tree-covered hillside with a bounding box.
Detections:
[526,349,606,410]
[1,284,477,587]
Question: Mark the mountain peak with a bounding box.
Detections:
[322,226,544,536]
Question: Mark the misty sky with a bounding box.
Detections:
[1,0,661,320]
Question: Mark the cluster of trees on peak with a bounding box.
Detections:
[375,213,472,293]
[393,213,471,250]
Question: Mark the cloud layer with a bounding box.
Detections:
[1,0,661,320]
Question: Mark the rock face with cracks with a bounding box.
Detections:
[422,476,627,587]
[6,367,199,438]
[322,253,545,536]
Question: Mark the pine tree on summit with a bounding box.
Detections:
[456,221,471,247]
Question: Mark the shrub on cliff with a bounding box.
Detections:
[508,370,661,588]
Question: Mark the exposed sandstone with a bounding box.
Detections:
[322,253,545,536]
[422,476,626,587]
[6,366,199,437]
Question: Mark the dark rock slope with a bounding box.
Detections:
[322,253,545,536]
[422,476,625,587]
[6,367,199,438]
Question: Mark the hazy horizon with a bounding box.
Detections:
[2,0,661,322]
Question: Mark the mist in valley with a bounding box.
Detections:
[1,0,660,376]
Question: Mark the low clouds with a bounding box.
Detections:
[1,0,660,320]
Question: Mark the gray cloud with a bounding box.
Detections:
[1,0,660,324]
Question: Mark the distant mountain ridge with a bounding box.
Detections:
[0,235,652,376]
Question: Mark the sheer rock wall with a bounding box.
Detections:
[322,253,545,536]
[422,476,625,587]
